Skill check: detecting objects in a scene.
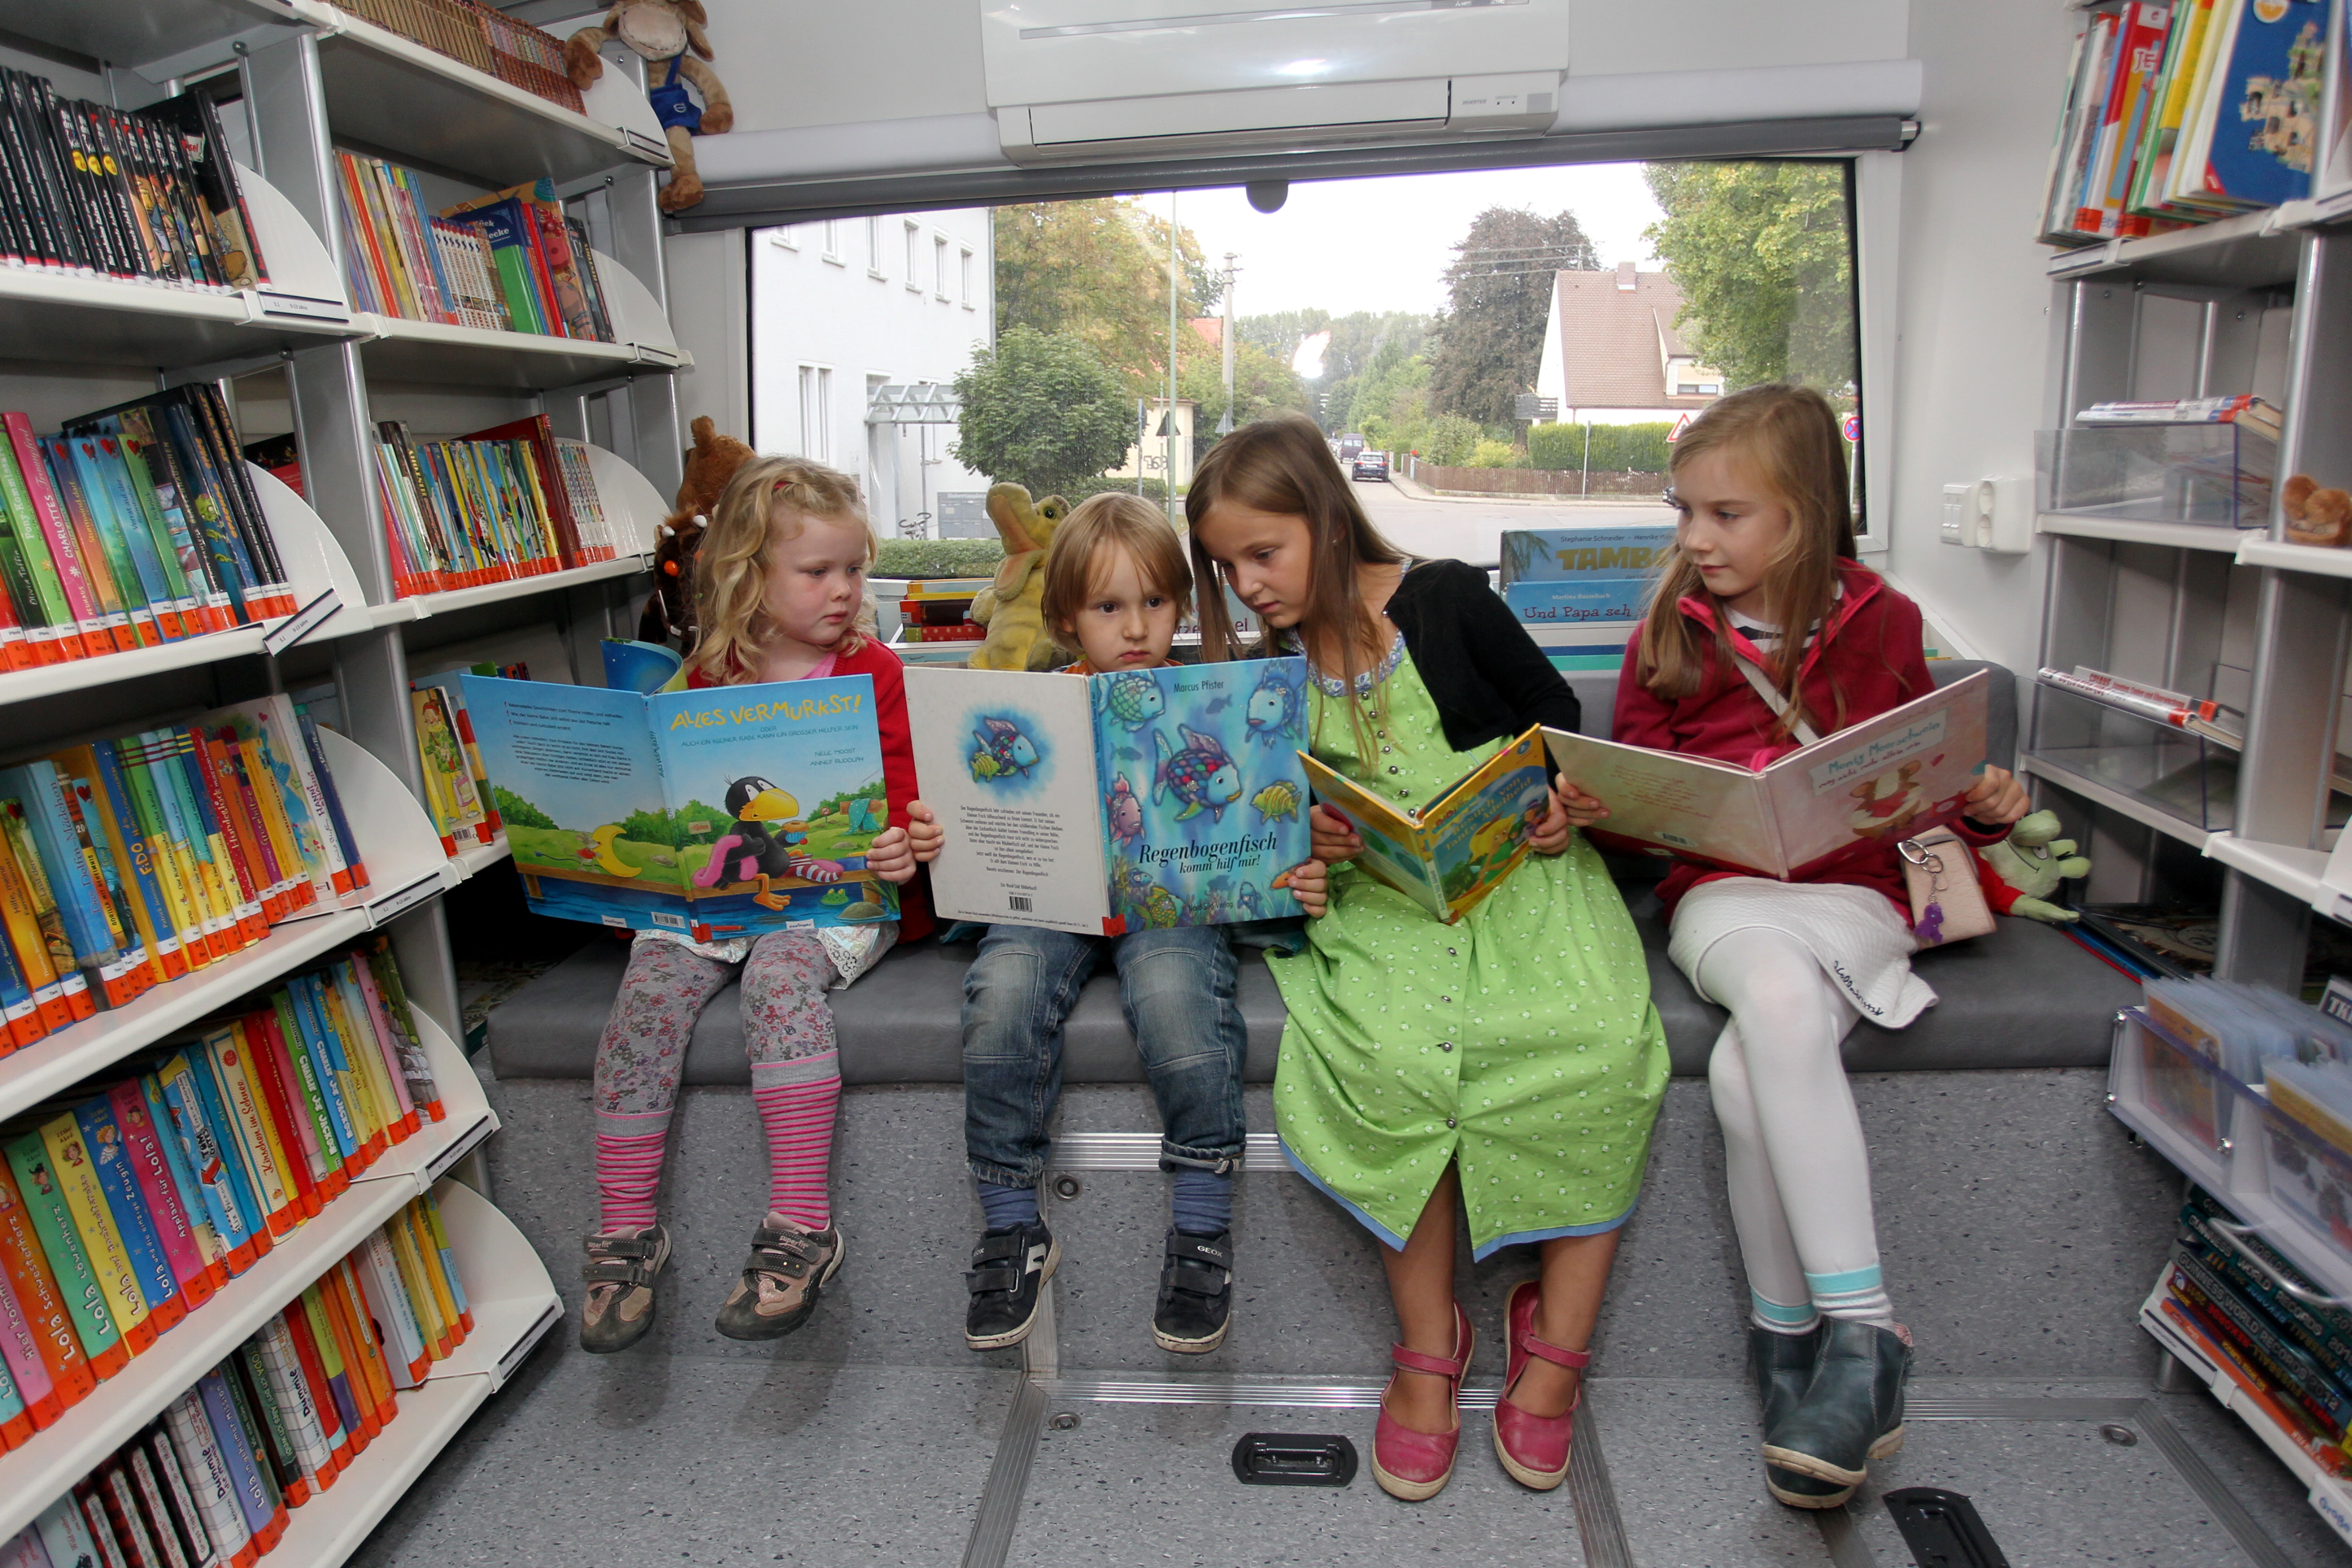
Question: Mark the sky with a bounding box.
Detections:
[1130,162,1666,321]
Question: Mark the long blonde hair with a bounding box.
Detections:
[1040,493,1193,659]
[1186,414,1407,757]
[1634,384,1867,738]
[687,454,878,684]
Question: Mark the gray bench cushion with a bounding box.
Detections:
[483,657,2087,1086]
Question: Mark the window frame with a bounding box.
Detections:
[904,220,924,292]
[866,215,886,279]
[798,362,834,462]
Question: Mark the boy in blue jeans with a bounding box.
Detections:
[906,495,1252,1352]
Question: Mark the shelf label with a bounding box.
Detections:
[423,1114,494,1187]
[249,289,353,323]
[262,588,343,655]
[365,873,442,927]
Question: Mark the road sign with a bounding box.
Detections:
[1841,413,1861,443]
[1667,413,1692,443]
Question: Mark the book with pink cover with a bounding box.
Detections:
[1541,671,1989,879]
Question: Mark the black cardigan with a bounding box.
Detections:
[1255,560,1579,749]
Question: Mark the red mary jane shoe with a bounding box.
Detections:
[1492,1278,1590,1490]
[1371,1301,1477,1501]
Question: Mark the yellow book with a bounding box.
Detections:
[38,1111,152,1349]
[317,976,398,1143]
[1300,726,1552,925]
[237,736,309,909]
[201,1024,292,1230]
[384,1206,448,1358]
[399,1203,462,1350]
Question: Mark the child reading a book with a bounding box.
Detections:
[902,494,1276,1356]
[1187,415,1669,1502]
[1569,384,2029,1509]
[578,456,929,1355]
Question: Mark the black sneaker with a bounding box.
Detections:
[965,1220,1058,1351]
[1153,1227,1233,1354]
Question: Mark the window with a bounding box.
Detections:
[934,235,950,300]
[821,220,844,265]
[769,226,798,250]
[798,364,832,462]
[866,216,885,278]
[960,246,976,309]
[904,221,923,290]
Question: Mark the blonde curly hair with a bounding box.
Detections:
[687,454,879,684]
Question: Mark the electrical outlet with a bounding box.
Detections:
[1981,475,2031,553]
[1941,483,1973,546]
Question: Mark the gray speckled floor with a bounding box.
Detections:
[347,1345,1015,1568]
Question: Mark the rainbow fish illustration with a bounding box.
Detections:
[1250,780,1301,824]
[969,717,1040,780]
[1105,773,1143,848]
[1245,664,1304,747]
[1152,725,1243,822]
[1094,672,1166,731]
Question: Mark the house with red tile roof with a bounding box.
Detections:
[1532,264,1725,425]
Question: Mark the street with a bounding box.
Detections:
[1348,476,1673,567]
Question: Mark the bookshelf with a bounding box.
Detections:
[0,0,656,1550]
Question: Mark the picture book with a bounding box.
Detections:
[1499,525,1676,585]
[2198,0,2325,209]
[1302,726,1554,924]
[1541,671,1990,879]
[906,659,1313,935]
[461,673,899,939]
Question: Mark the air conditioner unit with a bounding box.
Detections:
[983,0,1568,164]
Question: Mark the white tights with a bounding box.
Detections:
[1698,926,1895,1331]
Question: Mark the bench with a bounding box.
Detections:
[487,659,2144,1085]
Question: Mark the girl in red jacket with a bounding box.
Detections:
[577,455,928,1356]
[1564,385,2028,1509]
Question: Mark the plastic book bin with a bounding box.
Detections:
[2037,422,2276,529]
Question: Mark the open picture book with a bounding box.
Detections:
[460,673,898,940]
[907,659,1313,935]
[1303,728,1554,924]
[1541,670,1990,879]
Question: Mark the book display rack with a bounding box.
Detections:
[0,0,679,1558]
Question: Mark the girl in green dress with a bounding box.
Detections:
[1189,416,1670,1502]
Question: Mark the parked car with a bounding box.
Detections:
[1338,432,1367,461]
[1351,450,1389,482]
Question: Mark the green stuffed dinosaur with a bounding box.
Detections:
[968,482,1070,672]
[1974,809,2090,923]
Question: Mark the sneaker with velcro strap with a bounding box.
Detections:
[1153,1227,1234,1354]
[579,1224,670,1354]
[965,1220,1058,1351]
[713,1215,843,1341]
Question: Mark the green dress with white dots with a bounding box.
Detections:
[1267,638,1670,1259]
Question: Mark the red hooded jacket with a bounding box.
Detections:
[1609,560,2001,921]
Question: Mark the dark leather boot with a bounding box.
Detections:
[1749,1324,1851,1508]
[1762,1318,1910,1496]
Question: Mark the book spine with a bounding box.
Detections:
[163,1389,252,1567]
[382,1205,447,1359]
[0,416,92,659]
[225,1345,305,1510]
[0,763,124,999]
[358,1228,430,1383]
[361,941,443,1119]
[269,990,354,1187]
[253,1315,334,1492]
[0,1256,58,1430]
[146,1429,217,1568]
[293,708,368,892]
[296,1284,366,1451]
[71,1098,185,1335]
[0,818,87,1025]
[226,732,308,916]
[100,1463,167,1568]
[155,1051,265,1272]
[138,1074,229,1291]
[2173,1257,2351,1435]
[186,730,277,929]
[0,897,40,1049]
[0,1161,98,1405]
[201,1026,293,1237]
[114,735,219,967]
[234,1013,318,1218]
[160,728,264,947]
[323,1259,397,1427]
[40,437,139,651]
[81,742,189,981]
[334,958,419,1137]
[1,1132,125,1376]
[103,1082,211,1308]
[36,1111,155,1352]
[416,1190,471,1333]
[126,1444,195,1568]
[117,407,225,633]
[243,1006,329,1208]
[302,973,388,1159]
[273,1299,348,1471]
[53,769,151,1001]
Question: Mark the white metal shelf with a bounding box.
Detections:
[2140,1283,2352,1549]
[2236,537,2352,578]
[0,0,311,70]
[0,1010,497,1544]
[354,314,684,391]
[2036,512,2253,553]
[2045,207,2304,289]
[0,268,360,368]
[449,833,513,881]
[2206,834,2332,906]
[310,6,670,189]
[371,554,653,624]
[2020,752,2220,852]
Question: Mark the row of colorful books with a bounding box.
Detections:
[0,937,445,1435]
[2158,1189,2352,1477]
[409,671,501,859]
[0,387,297,673]
[336,0,585,115]
[0,1190,472,1568]
[0,70,266,293]
[371,416,626,599]
[0,694,369,1048]
[2042,0,2331,246]
[336,158,615,345]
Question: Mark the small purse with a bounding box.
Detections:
[1898,826,1994,947]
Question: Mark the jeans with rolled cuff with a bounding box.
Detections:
[962,922,1247,1189]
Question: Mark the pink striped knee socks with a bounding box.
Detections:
[751,1055,841,1232]
[595,1109,672,1233]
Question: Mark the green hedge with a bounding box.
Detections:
[874,538,1005,578]
[1528,421,1675,474]
[1058,476,1171,506]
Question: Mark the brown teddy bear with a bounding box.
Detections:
[565,0,732,213]
[2284,472,2352,547]
[639,415,754,648]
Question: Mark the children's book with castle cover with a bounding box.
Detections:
[1302,727,1555,924]
[906,659,1313,935]
[459,673,898,939]
[1541,671,1990,879]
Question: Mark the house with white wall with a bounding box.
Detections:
[1532,264,1723,426]
[748,208,995,536]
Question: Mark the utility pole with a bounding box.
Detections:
[1167,192,1180,525]
[1220,252,1237,438]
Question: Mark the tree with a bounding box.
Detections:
[952,327,1136,495]
[1178,326,1311,436]
[492,787,555,830]
[1238,310,1432,431]
[1643,161,1855,394]
[994,199,1207,393]
[1427,207,1597,427]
